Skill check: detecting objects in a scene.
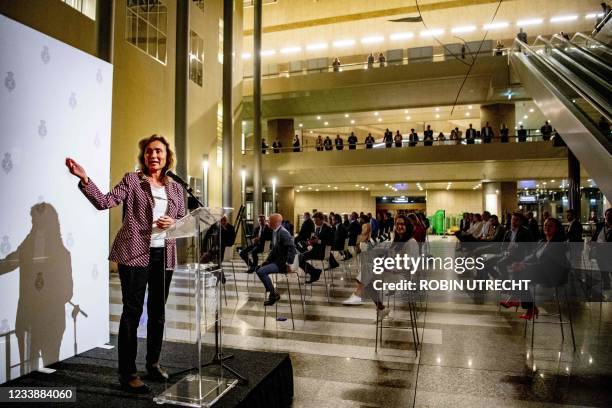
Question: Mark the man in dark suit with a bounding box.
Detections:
[343,212,361,259]
[566,209,583,242]
[540,120,553,141]
[295,212,315,248]
[526,211,540,241]
[300,212,335,283]
[408,129,419,147]
[331,213,348,250]
[465,124,477,144]
[423,125,434,146]
[239,214,271,273]
[347,132,358,150]
[256,213,296,306]
[334,134,344,150]
[517,125,527,142]
[481,121,494,143]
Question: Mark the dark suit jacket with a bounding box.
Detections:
[250,224,272,250]
[347,220,361,246]
[297,218,315,242]
[500,226,533,262]
[310,223,334,259]
[266,227,297,270]
[566,220,583,242]
[466,128,476,138]
[332,223,348,250]
[523,241,570,286]
[220,223,236,249]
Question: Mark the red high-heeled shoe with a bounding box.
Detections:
[519,306,539,320]
[499,300,521,309]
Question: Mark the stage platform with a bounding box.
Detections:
[3,336,293,407]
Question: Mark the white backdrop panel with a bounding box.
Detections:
[0,15,113,383]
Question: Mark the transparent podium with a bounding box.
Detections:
[154,207,239,407]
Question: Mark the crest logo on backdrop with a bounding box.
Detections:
[4,71,16,92]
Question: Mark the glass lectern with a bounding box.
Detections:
[154,207,238,407]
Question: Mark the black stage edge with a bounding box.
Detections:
[3,335,293,407]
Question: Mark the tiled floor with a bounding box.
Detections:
[109,236,612,407]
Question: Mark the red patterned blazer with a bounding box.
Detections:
[78,171,186,269]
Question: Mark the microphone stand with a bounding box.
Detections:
[171,173,247,384]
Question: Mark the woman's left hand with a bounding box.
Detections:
[156,215,175,230]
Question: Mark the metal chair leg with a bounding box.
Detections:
[321,262,330,303]
[531,285,536,349]
[564,287,577,352]
[231,262,238,301]
[295,270,305,317]
[285,275,295,330]
[555,287,564,340]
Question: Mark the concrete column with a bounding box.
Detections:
[95,0,113,63]
[252,0,263,217]
[482,181,517,216]
[480,104,515,141]
[222,0,233,212]
[568,148,581,220]
[267,119,294,151]
[276,187,295,223]
[174,0,189,178]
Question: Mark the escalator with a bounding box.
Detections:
[571,32,612,65]
[510,36,612,200]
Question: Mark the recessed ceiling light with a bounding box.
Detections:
[523,115,528,119]
[344,113,349,118]
[483,22,509,30]
[309,130,313,134]
[374,112,379,116]
[260,49,276,56]
[436,114,440,118]
[350,119,355,124]
[550,15,578,23]
[324,121,328,125]
[315,189,319,191]
[390,32,414,40]
[334,186,338,190]
[298,123,303,127]
[378,118,382,122]
[518,121,523,125]
[404,109,409,114]
[361,36,384,44]
[529,108,534,113]
[420,29,444,37]
[468,105,473,109]
[451,25,476,34]
[316,115,321,120]
[327,185,331,188]
[280,46,301,54]
[332,39,355,48]
[406,116,411,120]
[241,52,252,59]
[516,18,543,26]
[465,112,470,116]
[306,42,328,51]
[435,107,440,112]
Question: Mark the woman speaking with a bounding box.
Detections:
[65,135,185,393]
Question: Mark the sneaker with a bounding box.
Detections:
[342,293,363,305]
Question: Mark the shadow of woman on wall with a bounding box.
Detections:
[0,202,73,375]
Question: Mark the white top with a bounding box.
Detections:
[150,185,168,248]
[597,226,609,243]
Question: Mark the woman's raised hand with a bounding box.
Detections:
[65,158,88,184]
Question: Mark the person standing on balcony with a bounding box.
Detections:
[292,134,301,152]
[481,121,494,143]
[424,125,434,146]
[378,52,386,67]
[272,138,282,153]
[500,124,510,143]
[517,125,527,142]
[323,136,333,151]
[540,120,553,141]
[517,27,528,50]
[348,132,358,149]
[332,57,341,72]
[384,129,393,148]
[365,133,375,149]
[408,128,419,147]
[466,124,476,144]
[316,135,324,151]
[394,130,403,147]
[334,134,344,150]
[367,53,375,68]
[261,138,269,154]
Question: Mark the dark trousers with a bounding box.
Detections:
[257,263,280,294]
[239,244,262,267]
[117,248,173,380]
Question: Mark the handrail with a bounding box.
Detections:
[513,38,612,124]
[245,133,561,154]
[572,32,612,55]
[549,34,612,79]
[242,48,509,80]
[533,35,612,95]
[593,9,612,35]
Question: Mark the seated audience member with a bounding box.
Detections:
[480,214,505,242]
[566,209,583,242]
[334,134,344,150]
[423,125,434,146]
[500,124,510,143]
[481,121,494,143]
[460,212,471,232]
[408,129,419,147]
[590,207,612,290]
[256,213,296,306]
[282,219,294,236]
[218,215,236,260]
[358,213,372,249]
[454,213,484,242]
[323,136,333,151]
[365,133,375,149]
[316,135,324,151]
[295,211,315,248]
[505,218,569,320]
[408,213,426,244]
[526,211,540,241]
[239,215,272,272]
[331,213,348,250]
[517,125,527,142]
[301,212,337,283]
[394,130,403,147]
[491,212,534,282]
[348,132,358,150]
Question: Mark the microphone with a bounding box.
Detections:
[166,170,189,188]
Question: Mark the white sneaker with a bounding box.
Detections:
[342,293,363,305]
[372,308,391,324]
